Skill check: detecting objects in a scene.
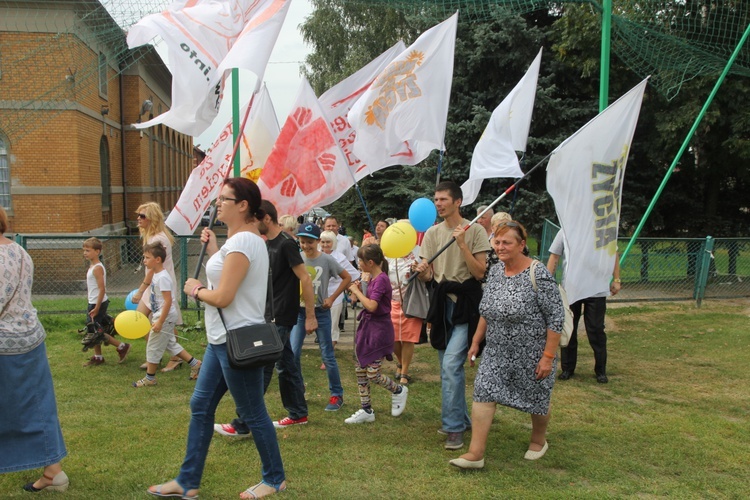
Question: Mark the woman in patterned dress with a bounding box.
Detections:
[0,207,69,492]
[450,221,564,469]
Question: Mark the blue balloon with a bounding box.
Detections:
[408,198,437,232]
[125,289,139,311]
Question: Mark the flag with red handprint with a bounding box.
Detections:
[258,79,352,217]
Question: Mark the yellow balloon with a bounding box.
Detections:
[380,222,418,259]
[114,310,152,339]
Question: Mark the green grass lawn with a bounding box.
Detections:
[2,302,749,498]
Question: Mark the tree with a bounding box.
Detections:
[301,1,750,239]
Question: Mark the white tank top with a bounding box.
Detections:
[87,262,108,304]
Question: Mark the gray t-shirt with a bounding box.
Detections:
[301,252,345,307]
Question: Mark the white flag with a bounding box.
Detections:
[348,13,457,170]
[547,78,648,304]
[258,79,351,218]
[127,0,290,136]
[239,85,280,182]
[319,41,406,187]
[166,86,279,235]
[461,48,541,205]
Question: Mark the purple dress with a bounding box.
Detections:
[355,272,394,366]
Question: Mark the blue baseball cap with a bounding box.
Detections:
[296,223,321,240]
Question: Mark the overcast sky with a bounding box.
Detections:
[192,0,314,149]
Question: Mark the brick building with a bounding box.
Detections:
[0,0,192,237]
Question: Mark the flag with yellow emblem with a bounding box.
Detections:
[347,13,458,170]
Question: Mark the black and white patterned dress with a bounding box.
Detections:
[474,261,564,415]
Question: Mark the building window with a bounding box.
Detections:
[100,136,111,208]
[98,53,108,97]
[0,133,10,209]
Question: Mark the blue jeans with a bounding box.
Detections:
[263,324,308,420]
[290,307,343,397]
[176,343,284,490]
[437,299,471,433]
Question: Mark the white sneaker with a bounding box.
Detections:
[391,385,409,416]
[345,408,375,424]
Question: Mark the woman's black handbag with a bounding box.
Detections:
[224,321,283,370]
[217,265,283,370]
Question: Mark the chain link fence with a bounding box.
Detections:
[539,220,750,306]
[14,224,750,314]
[16,233,226,315]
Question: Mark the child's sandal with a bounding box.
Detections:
[400,374,412,385]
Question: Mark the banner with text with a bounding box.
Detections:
[546,78,648,304]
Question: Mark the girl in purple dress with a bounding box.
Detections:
[345,244,409,424]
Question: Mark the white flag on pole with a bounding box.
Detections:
[461,48,542,205]
[546,78,648,304]
[127,0,290,136]
[258,78,351,218]
[347,13,458,170]
[166,86,279,235]
[319,41,406,185]
[239,85,280,182]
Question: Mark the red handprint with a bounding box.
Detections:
[261,105,340,196]
[280,177,297,197]
[292,106,313,127]
[318,152,336,171]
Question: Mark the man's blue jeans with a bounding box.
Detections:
[263,324,308,420]
[176,343,285,490]
[437,298,471,433]
[290,307,343,398]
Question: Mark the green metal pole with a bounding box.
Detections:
[232,68,241,177]
[620,22,750,267]
[599,0,612,112]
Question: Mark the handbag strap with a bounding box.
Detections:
[394,257,403,306]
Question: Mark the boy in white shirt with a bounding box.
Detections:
[81,237,131,366]
[132,242,201,388]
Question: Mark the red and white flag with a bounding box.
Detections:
[347,13,458,170]
[461,48,541,205]
[166,86,279,235]
[318,41,406,186]
[547,78,648,304]
[127,0,290,136]
[258,78,351,217]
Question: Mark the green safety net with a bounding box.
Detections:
[1,0,748,141]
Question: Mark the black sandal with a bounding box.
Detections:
[395,364,403,380]
[399,374,412,385]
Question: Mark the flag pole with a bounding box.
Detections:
[407,150,553,283]
[509,153,525,216]
[329,129,377,236]
[435,149,445,188]
[232,69,242,177]
[192,82,261,281]
[619,23,750,266]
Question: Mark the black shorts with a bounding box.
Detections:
[86,299,110,324]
